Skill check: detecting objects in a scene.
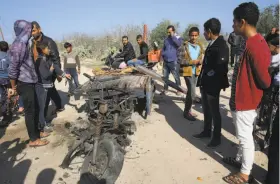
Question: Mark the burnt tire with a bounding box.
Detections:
[60,138,86,169]
[80,138,124,184]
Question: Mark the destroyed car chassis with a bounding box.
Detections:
[60,73,139,184]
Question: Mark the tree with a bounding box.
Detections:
[257,4,279,35]
[150,19,179,48]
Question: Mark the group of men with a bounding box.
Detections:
[2,21,81,148]
[177,2,277,184]
[118,2,277,184]
[113,34,161,68]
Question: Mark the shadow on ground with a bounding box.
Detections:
[0,89,74,184]
[0,138,31,184]
[154,91,267,183]
[0,138,57,184]
[36,168,57,184]
[0,127,7,140]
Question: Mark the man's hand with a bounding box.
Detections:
[77,68,81,74]
[12,85,17,91]
[8,89,17,97]
[10,79,17,91]
[57,76,62,82]
[170,31,175,37]
[65,74,72,79]
[132,58,137,61]
[192,60,200,65]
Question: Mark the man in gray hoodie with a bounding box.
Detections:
[8,20,49,147]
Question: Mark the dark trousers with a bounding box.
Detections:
[44,77,63,117]
[184,75,197,113]
[230,52,241,67]
[201,88,222,139]
[266,109,279,184]
[17,82,40,141]
[163,62,181,90]
[65,68,80,93]
[230,53,235,66]
[35,84,48,129]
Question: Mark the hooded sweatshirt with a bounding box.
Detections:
[8,20,38,83]
[0,51,10,79]
[162,34,183,62]
[35,55,54,88]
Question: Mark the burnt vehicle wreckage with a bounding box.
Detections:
[60,64,187,183]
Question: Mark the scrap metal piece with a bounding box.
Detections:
[135,65,188,94]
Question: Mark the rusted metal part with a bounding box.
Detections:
[145,77,153,115]
[92,115,102,164]
[113,113,119,129]
[135,65,188,94]
[143,24,147,42]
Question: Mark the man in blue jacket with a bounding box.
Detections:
[161,25,183,95]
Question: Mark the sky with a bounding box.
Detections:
[1,0,278,43]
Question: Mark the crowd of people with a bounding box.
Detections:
[111,2,279,184]
[0,20,79,147]
[0,1,278,184]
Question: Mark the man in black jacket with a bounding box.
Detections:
[115,36,136,64]
[31,21,65,117]
[228,31,245,67]
[127,35,148,67]
[194,18,229,148]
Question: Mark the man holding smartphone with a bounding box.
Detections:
[161,25,183,95]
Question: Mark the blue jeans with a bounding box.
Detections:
[65,68,80,93]
[184,75,198,113]
[19,96,24,108]
[163,62,181,90]
[127,60,145,67]
[0,86,6,113]
[35,83,48,130]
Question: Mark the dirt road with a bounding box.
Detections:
[0,65,268,184]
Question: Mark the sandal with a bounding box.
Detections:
[29,139,49,148]
[40,132,50,138]
[223,157,242,169]
[223,173,249,184]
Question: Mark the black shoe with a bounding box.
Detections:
[207,139,221,148]
[56,108,65,113]
[193,131,211,139]
[183,112,196,121]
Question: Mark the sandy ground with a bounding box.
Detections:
[0,63,268,184]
